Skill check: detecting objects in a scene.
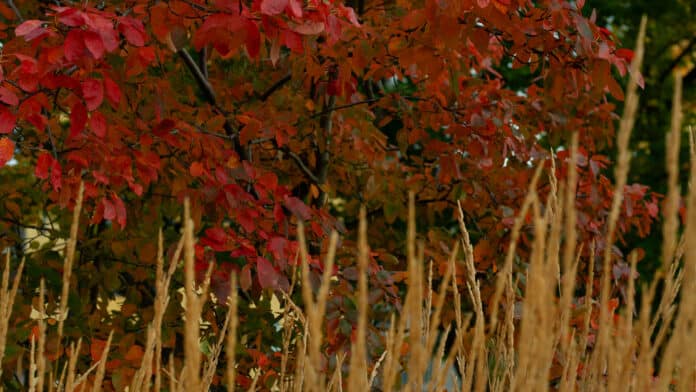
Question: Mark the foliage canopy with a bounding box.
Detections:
[0,0,659,387]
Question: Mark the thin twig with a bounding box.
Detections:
[259,73,292,102]
[309,98,379,119]
[5,0,22,21]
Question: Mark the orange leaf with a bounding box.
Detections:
[90,338,108,362]
[309,184,320,199]
[0,137,14,167]
[124,344,144,363]
[190,161,204,177]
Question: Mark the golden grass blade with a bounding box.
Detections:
[226,276,239,392]
[28,331,36,392]
[58,181,84,340]
[90,330,113,392]
[489,163,544,329]
[348,207,369,391]
[201,293,234,390]
[558,133,580,357]
[0,253,24,379]
[328,352,345,392]
[593,15,646,388]
[37,279,47,392]
[182,198,202,391]
[662,73,683,268]
[64,338,81,392]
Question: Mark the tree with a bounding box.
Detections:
[0,0,657,388]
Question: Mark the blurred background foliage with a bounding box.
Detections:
[587,0,695,283]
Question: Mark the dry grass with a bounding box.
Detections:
[1,15,696,391]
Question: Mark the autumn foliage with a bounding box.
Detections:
[0,0,660,388]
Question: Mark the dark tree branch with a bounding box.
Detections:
[309,97,379,119]
[43,111,59,159]
[285,148,321,184]
[259,73,292,102]
[0,216,56,234]
[176,47,251,161]
[5,0,22,22]
[199,46,208,80]
[313,94,336,207]
[658,36,696,84]
[177,48,217,105]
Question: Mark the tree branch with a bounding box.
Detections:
[313,94,336,207]
[658,36,696,84]
[284,148,321,184]
[5,0,22,22]
[309,97,378,119]
[259,73,292,102]
[177,48,217,105]
[199,46,209,80]
[175,47,251,161]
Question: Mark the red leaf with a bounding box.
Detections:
[190,161,204,177]
[64,30,86,62]
[287,0,303,18]
[87,14,119,52]
[192,14,245,54]
[647,199,659,218]
[261,0,288,16]
[244,20,260,59]
[268,236,288,268]
[284,196,312,220]
[290,21,324,35]
[49,159,61,190]
[112,194,127,228]
[82,79,104,111]
[615,48,634,62]
[137,46,156,64]
[102,197,116,220]
[273,203,285,223]
[327,78,342,96]
[0,137,14,167]
[257,172,278,191]
[153,119,176,136]
[239,119,261,145]
[0,87,18,106]
[240,264,252,291]
[83,30,105,59]
[26,113,47,130]
[15,20,46,40]
[257,256,282,289]
[57,8,86,27]
[118,17,147,47]
[123,345,144,362]
[16,20,42,36]
[35,152,53,179]
[90,338,108,362]
[0,107,16,134]
[89,112,107,138]
[70,102,87,138]
[215,0,240,13]
[237,208,258,232]
[338,4,360,26]
[103,76,121,107]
